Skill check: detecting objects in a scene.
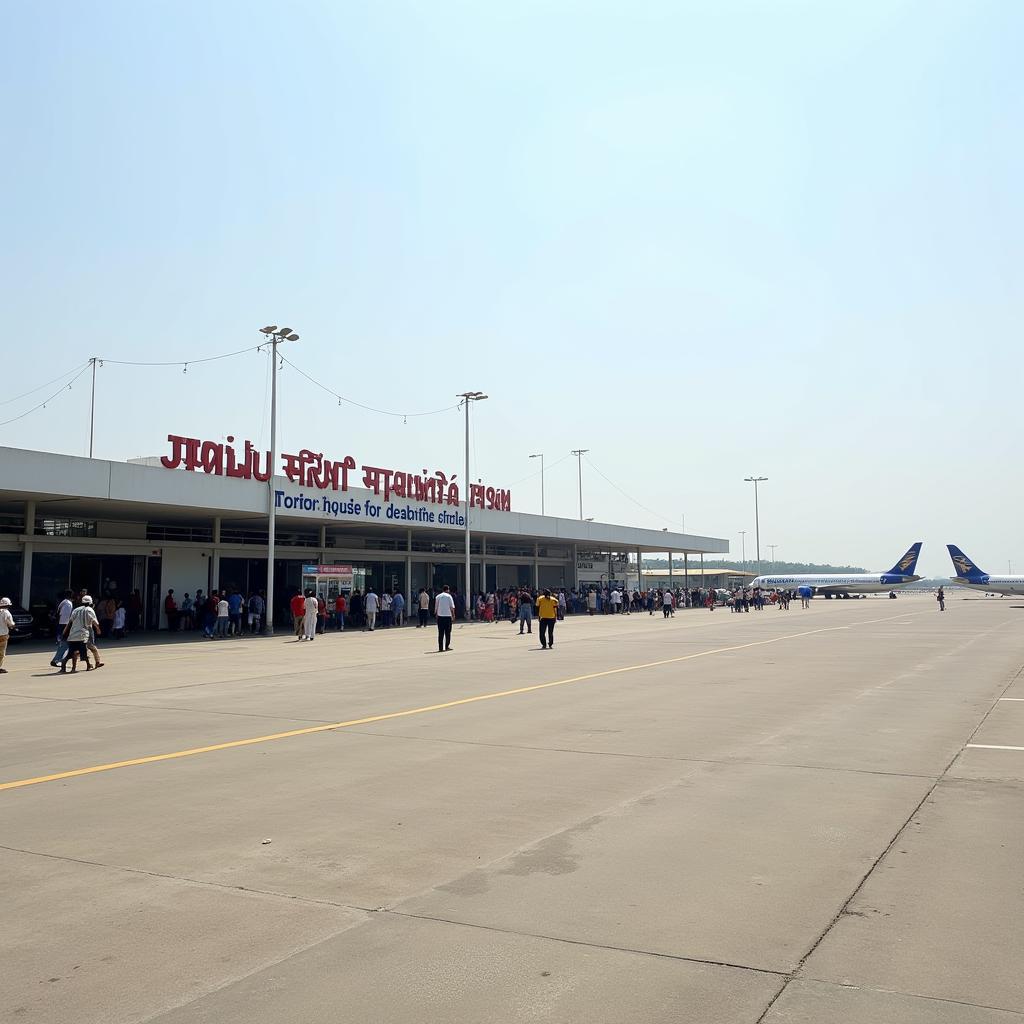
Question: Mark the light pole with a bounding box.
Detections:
[88,357,99,457]
[529,453,545,515]
[571,449,589,520]
[739,530,747,569]
[458,391,488,608]
[259,325,299,634]
[744,476,767,574]
[768,544,778,569]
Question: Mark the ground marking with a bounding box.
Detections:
[998,697,1024,701]
[966,744,1024,751]
[0,612,922,793]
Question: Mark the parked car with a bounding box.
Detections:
[6,605,36,641]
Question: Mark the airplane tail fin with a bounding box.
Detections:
[886,542,922,577]
[947,544,986,581]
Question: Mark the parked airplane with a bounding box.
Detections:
[750,542,923,598]
[947,545,1024,595]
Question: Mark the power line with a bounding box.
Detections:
[0,361,91,407]
[0,363,93,427]
[584,455,674,527]
[508,451,573,486]
[99,344,266,369]
[279,354,461,420]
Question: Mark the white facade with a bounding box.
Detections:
[0,445,729,626]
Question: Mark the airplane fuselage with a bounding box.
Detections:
[951,576,1024,595]
[750,573,921,595]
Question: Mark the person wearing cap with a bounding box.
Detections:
[63,595,101,673]
[536,588,559,649]
[0,597,15,674]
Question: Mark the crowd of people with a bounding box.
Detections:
[0,579,788,676]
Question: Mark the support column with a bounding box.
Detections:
[684,552,689,601]
[481,536,487,594]
[572,543,579,591]
[636,547,643,592]
[211,517,222,593]
[318,524,327,562]
[533,543,540,590]
[20,500,35,608]
[668,552,674,588]
[406,530,413,614]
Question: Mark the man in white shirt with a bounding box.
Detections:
[434,584,455,652]
[63,595,100,673]
[364,588,379,631]
[303,590,319,641]
[216,594,230,638]
[51,590,74,666]
[0,597,16,674]
[380,591,392,627]
[610,588,622,613]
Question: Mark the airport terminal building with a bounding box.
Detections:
[0,440,727,628]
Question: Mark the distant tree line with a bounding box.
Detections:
[641,558,868,574]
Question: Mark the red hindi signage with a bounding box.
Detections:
[160,434,513,512]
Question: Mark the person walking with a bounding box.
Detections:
[662,588,673,618]
[434,584,455,652]
[364,587,379,631]
[586,588,597,615]
[0,597,15,674]
[51,590,74,666]
[417,588,430,627]
[290,589,305,639]
[334,591,347,631]
[536,588,558,649]
[164,589,179,631]
[215,593,230,637]
[392,590,405,627]
[248,590,265,633]
[937,586,945,612]
[62,595,100,673]
[518,587,533,635]
[303,589,319,641]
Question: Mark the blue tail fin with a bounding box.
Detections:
[886,542,922,577]
[947,544,986,580]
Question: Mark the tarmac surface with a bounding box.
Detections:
[2,596,1022,1023]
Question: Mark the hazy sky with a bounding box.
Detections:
[3,1,1020,575]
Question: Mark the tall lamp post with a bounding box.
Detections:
[739,530,747,570]
[571,449,589,520]
[744,476,768,575]
[259,325,299,634]
[458,391,488,608]
[529,453,545,515]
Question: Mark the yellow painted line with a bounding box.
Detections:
[0,613,916,793]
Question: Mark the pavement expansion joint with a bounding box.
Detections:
[753,659,1024,1023]
[0,842,376,915]
[383,907,789,979]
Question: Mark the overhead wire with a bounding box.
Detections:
[279,353,461,420]
[584,455,675,528]
[98,344,266,368]
[0,363,93,428]
[507,451,573,487]
[0,361,92,407]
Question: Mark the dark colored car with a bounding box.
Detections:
[6,605,37,641]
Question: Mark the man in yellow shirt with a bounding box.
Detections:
[536,589,559,649]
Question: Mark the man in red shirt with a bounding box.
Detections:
[334,593,347,631]
[289,590,306,639]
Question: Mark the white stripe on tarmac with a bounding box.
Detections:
[997,697,1024,701]
[966,744,1024,751]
